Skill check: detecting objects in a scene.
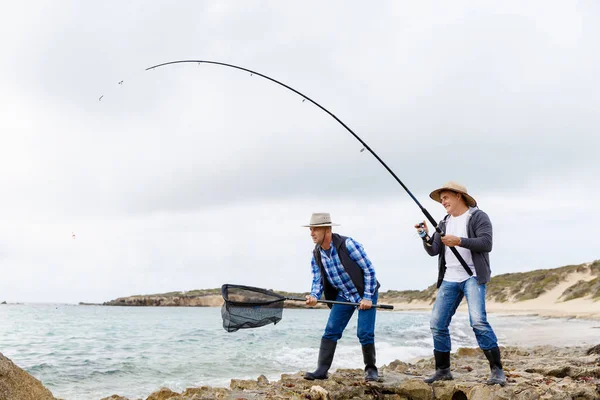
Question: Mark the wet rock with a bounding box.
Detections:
[100,396,129,400]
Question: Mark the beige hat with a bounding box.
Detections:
[302,212,340,227]
[429,181,477,207]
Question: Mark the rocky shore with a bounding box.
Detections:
[4,345,600,400]
[102,295,324,309]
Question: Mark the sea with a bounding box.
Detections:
[1,304,598,400]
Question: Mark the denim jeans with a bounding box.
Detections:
[322,292,378,345]
[430,276,498,352]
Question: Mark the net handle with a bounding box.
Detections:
[286,296,394,310]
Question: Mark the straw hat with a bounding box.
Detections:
[302,213,340,227]
[429,181,477,207]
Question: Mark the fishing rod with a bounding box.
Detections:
[144,60,471,272]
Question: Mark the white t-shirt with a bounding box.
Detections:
[443,211,477,282]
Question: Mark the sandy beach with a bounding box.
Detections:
[390,270,600,320]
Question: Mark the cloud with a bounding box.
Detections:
[0,0,597,302]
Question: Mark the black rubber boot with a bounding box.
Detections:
[423,350,453,383]
[483,347,506,386]
[362,343,379,381]
[304,338,337,380]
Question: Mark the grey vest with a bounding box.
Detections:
[313,233,380,307]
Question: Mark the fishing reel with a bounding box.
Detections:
[417,222,428,238]
[417,222,433,245]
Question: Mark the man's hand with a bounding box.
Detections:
[305,295,318,307]
[441,235,461,247]
[358,299,372,310]
[414,220,429,236]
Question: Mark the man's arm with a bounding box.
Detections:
[459,212,493,253]
[345,238,376,301]
[309,255,324,300]
[423,231,442,256]
[416,221,442,256]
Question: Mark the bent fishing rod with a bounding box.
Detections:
[144,60,471,271]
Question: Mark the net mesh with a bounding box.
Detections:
[221,284,286,332]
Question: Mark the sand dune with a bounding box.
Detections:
[390,270,600,319]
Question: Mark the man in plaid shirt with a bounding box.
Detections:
[303,213,380,382]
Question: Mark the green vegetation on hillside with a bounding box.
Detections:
[485,260,599,302]
[559,260,600,301]
[129,288,223,298]
[108,260,600,305]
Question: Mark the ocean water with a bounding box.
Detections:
[0,304,599,400]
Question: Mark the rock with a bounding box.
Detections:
[256,374,269,385]
[230,379,260,390]
[1,301,6,305]
[456,347,481,358]
[100,396,129,400]
[181,386,230,399]
[0,352,57,400]
[386,359,412,373]
[17,344,599,400]
[392,379,433,400]
[585,344,600,355]
[310,385,330,400]
[468,385,513,400]
[512,387,541,400]
[430,381,457,400]
[146,387,179,400]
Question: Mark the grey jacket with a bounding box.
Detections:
[423,207,493,288]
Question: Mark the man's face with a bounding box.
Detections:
[439,190,463,214]
[310,227,327,244]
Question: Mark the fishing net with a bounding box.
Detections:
[221,284,287,332]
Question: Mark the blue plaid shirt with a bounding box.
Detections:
[309,237,377,302]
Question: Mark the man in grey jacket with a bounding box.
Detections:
[415,181,506,386]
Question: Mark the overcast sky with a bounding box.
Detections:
[0,1,598,304]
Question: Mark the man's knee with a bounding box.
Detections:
[430,313,449,332]
[324,322,344,341]
[358,330,374,345]
[323,330,343,342]
[357,322,375,342]
[469,311,488,330]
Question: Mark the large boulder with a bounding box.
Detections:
[0,352,57,400]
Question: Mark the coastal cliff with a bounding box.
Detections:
[102,260,600,315]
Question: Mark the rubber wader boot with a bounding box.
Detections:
[362,343,379,381]
[424,350,453,383]
[304,338,337,380]
[483,347,506,386]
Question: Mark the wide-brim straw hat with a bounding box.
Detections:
[302,212,340,227]
[429,181,477,207]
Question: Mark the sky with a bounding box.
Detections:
[0,1,598,304]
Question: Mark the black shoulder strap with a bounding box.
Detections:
[442,213,473,276]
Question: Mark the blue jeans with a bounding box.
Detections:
[430,277,498,352]
[323,292,378,345]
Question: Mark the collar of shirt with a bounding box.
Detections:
[319,243,335,258]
